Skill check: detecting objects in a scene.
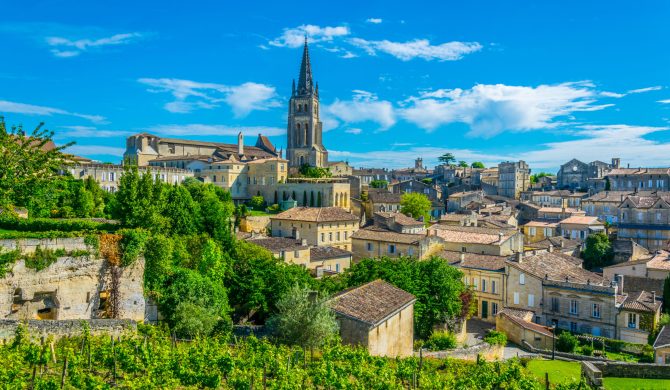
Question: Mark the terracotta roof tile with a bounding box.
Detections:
[621,290,662,313]
[310,246,352,261]
[428,225,517,245]
[654,326,670,349]
[330,280,416,326]
[271,207,358,222]
[559,216,603,225]
[439,250,507,271]
[246,237,308,252]
[509,252,606,284]
[352,226,425,244]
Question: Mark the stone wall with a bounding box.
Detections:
[0,319,136,342]
[239,216,271,233]
[423,343,503,361]
[0,237,89,254]
[0,256,145,322]
[582,360,670,388]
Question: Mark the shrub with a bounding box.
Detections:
[25,246,57,271]
[425,331,457,351]
[248,196,265,210]
[0,249,21,277]
[581,345,593,356]
[556,332,578,353]
[119,229,150,266]
[483,330,507,346]
[0,217,117,233]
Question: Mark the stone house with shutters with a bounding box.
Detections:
[653,326,670,364]
[442,250,507,323]
[558,216,605,242]
[582,191,639,224]
[427,225,524,256]
[330,279,416,357]
[606,167,670,192]
[351,212,442,261]
[618,192,670,251]
[270,207,359,251]
[616,290,662,344]
[521,220,559,244]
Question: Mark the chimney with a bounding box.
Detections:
[548,244,554,253]
[301,238,307,246]
[516,251,523,263]
[499,232,504,243]
[560,239,565,248]
[617,274,624,295]
[237,132,244,156]
[459,252,465,261]
[652,291,657,302]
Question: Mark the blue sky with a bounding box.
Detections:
[1,0,670,172]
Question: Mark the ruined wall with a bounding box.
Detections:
[0,256,145,322]
[0,237,89,254]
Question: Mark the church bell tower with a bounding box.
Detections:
[286,38,328,168]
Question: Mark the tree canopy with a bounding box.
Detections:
[369,179,388,189]
[458,161,468,168]
[400,192,432,221]
[581,232,613,269]
[438,153,456,165]
[471,162,485,169]
[299,164,332,178]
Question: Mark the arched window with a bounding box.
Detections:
[303,104,308,112]
[304,123,309,145]
[296,123,301,130]
[298,104,302,112]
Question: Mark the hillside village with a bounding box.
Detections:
[3,40,670,389]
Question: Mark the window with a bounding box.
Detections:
[294,250,300,258]
[592,303,601,318]
[513,292,519,305]
[491,280,497,294]
[321,233,325,243]
[388,244,396,254]
[551,297,559,312]
[464,276,469,285]
[336,232,340,241]
[628,313,637,328]
[570,322,578,332]
[570,299,579,315]
[473,278,479,290]
[519,273,525,285]
[545,228,553,237]
[481,279,487,292]
[109,172,116,181]
[528,294,535,307]
[492,303,498,316]
[408,247,414,256]
[366,242,373,251]
[336,263,340,273]
[329,232,333,241]
[657,212,662,222]
[529,227,536,236]
[279,251,285,259]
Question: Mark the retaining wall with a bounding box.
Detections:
[0,237,89,254]
[0,319,136,342]
[581,360,670,389]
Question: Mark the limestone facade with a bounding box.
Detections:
[497,161,530,199]
[270,207,359,250]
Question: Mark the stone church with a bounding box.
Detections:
[286,39,328,168]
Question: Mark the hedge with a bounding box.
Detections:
[0,217,118,233]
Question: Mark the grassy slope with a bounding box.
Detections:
[525,360,581,386]
[603,377,670,390]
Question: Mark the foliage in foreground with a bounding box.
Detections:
[0,325,573,389]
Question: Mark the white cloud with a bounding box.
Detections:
[658,99,670,104]
[46,32,142,57]
[330,147,506,169]
[0,100,105,123]
[57,126,131,138]
[344,128,362,134]
[324,90,396,130]
[349,38,482,61]
[269,25,350,48]
[600,91,626,98]
[366,18,383,24]
[65,144,125,157]
[146,124,285,137]
[138,78,279,117]
[400,82,612,137]
[627,86,663,94]
[518,125,670,169]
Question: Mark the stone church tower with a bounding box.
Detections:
[286,39,328,168]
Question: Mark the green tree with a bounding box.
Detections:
[556,332,578,353]
[73,184,95,217]
[471,162,485,169]
[164,185,200,235]
[458,161,468,168]
[0,119,74,213]
[248,195,265,210]
[400,192,432,221]
[369,180,388,189]
[267,285,339,349]
[438,153,456,165]
[530,172,551,184]
[421,178,433,185]
[582,232,613,269]
[172,301,220,338]
[299,164,332,178]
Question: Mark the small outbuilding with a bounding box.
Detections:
[330,279,415,357]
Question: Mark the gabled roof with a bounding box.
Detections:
[440,250,507,271]
[654,326,670,349]
[620,193,670,209]
[428,224,518,245]
[559,216,603,226]
[620,290,662,313]
[246,237,308,252]
[509,251,606,285]
[498,309,554,338]
[310,246,352,261]
[330,280,416,327]
[368,190,402,204]
[271,207,358,222]
[351,226,425,244]
[374,211,423,227]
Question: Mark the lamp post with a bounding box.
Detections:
[551,325,557,360]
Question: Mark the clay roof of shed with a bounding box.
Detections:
[509,252,605,285]
[498,310,554,338]
[559,216,603,225]
[368,190,402,203]
[620,291,662,313]
[330,279,416,327]
[375,212,423,226]
[439,250,507,271]
[428,225,517,244]
[654,326,670,349]
[246,237,308,252]
[310,246,352,261]
[271,207,358,222]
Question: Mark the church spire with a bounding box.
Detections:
[297,37,313,95]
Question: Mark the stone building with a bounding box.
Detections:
[537,207,585,221]
[443,251,507,323]
[428,225,523,256]
[68,163,193,193]
[286,39,328,168]
[582,191,638,224]
[330,279,415,357]
[618,192,670,251]
[603,250,670,282]
[259,178,351,210]
[496,308,554,350]
[327,161,353,177]
[246,237,352,276]
[497,161,530,199]
[351,212,442,261]
[653,326,670,364]
[366,189,402,215]
[558,215,605,241]
[521,190,587,208]
[270,207,359,250]
[479,167,499,195]
[1,254,145,322]
[616,290,662,344]
[447,191,484,212]
[607,167,670,192]
[557,158,618,190]
[351,168,391,188]
[521,220,558,244]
